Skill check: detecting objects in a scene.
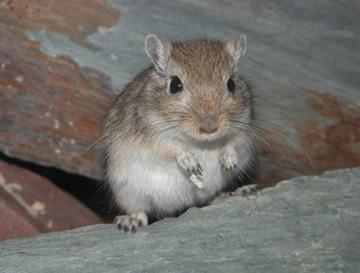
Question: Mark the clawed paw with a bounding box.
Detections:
[177,151,203,176]
[210,184,259,205]
[232,184,259,197]
[221,151,238,172]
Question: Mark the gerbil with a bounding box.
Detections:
[102,34,257,232]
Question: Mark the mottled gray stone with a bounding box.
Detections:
[17,0,360,184]
[0,168,359,272]
[26,0,360,134]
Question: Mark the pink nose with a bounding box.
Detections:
[199,117,218,134]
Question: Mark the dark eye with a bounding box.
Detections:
[227,78,235,94]
[170,76,183,94]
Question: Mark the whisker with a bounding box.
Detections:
[230,116,316,176]
[79,136,104,156]
[254,119,317,175]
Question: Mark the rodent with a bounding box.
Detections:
[102,34,257,232]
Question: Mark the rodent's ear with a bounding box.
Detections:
[145,34,172,74]
[226,34,247,65]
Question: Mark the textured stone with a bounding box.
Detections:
[0,160,104,242]
[0,1,359,188]
[0,168,359,272]
[0,0,118,178]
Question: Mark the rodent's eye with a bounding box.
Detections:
[227,78,235,94]
[170,76,183,94]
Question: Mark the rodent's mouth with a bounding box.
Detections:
[192,128,226,143]
[179,120,228,143]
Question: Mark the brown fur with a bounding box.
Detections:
[102,34,256,231]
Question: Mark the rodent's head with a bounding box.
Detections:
[144,34,253,143]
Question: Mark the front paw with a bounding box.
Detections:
[177,151,203,176]
[220,150,238,172]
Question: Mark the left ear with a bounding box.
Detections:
[145,34,172,75]
[226,34,247,65]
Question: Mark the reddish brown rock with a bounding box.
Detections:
[0,160,104,242]
[0,0,359,192]
[0,0,120,41]
[254,90,360,188]
[0,0,118,178]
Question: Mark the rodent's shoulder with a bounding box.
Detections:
[102,66,160,136]
[114,67,155,102]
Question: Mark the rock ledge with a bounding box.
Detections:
[0,168,359,273]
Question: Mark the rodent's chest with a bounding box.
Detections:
[195,149,222,177]
[141,147,225,193]
[116,144,231,210]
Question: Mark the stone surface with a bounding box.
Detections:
[0,1,359,188]
[0,0,117,178]
[0,160,104,242]
[0,168,359,272]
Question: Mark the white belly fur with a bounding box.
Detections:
[110,145,241,216]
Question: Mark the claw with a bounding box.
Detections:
[178,151,202,176]
[198,164,203,172]
[114,211,148,232]
[220,150,238,172]
[234,184,259,197]
[193,164,203,176]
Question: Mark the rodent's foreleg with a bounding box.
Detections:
[176,151,203,176]
[220,143,238,172]
[155,144,203,175]
[114,211,148,232]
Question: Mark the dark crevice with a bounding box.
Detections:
[0,152,115,222]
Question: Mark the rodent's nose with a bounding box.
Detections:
[199,117,218,134]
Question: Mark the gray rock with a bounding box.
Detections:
[0,168,359,273]
[2,0,360,184]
